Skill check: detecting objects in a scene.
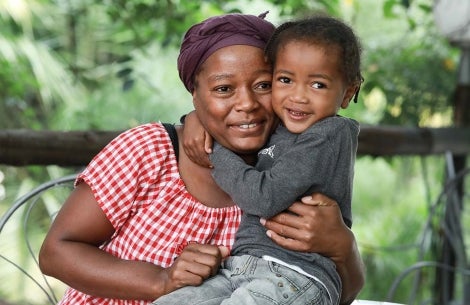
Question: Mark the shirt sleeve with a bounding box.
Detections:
[209,134,334,218]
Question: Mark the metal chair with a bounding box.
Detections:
[0,174,76,305]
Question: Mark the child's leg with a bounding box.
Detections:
[152,274,232,305]
[220,257,333,305]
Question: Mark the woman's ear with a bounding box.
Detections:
[192,90,198,108]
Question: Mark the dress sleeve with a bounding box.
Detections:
[76,123,173,229]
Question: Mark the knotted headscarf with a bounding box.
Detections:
[178,12,275,92]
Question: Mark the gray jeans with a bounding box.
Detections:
[153,255,333,305]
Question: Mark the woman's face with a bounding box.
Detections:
[192,45,276,157]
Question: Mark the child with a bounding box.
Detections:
[154,14,363,305]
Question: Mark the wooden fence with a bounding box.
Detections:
[0,126,469,166]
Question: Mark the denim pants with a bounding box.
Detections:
[153,255,333,305]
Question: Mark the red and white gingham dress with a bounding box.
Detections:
[58,123,241,305]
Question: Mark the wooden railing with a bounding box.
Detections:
[0,126,469,166]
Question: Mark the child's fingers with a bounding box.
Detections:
[204,131,214,154]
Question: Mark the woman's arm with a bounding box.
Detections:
[39,183,228,300]
[261,193,365,305]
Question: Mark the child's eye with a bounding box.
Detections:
[312,82,326,89]
[278,77,291,84]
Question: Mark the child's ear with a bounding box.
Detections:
[341,84,359,109]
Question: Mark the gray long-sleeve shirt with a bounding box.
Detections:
[209,116,359,304]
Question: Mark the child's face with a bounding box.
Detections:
[271,41,357,134]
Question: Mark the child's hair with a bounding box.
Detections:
[265,15,363,102]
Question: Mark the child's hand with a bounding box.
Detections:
[182,111,214,168]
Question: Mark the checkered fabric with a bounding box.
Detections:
[59,123,241,305]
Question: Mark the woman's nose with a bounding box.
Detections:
[234,89,259,111]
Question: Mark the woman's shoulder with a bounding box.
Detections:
[79,122,178,202]
[87,122,176,173]
[110,122,171,150]
[120,122,168,139]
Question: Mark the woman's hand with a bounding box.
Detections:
[162,243,229,294]
[181,111,213,168]
[261,193,346,255]
[261,193,365,305]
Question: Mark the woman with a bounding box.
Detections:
[39,12,364,305]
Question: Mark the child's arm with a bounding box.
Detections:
[210,117,356,219]
[181,111,213,168]
[209,133,333,219]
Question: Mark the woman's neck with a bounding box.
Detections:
[175,126,235,208]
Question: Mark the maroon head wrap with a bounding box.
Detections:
[178,12,275,92]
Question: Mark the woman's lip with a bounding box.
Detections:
[229,120,266,133]
[230,118,263,129]
[238,123,258,129]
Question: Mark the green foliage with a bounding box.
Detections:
[98,0,225,47]
[0,58,40,128]
[267,0,341,16]
[356,0,457,127]
[363,39,456,126]
[353,156,448,303]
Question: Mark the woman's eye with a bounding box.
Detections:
[257,81,272,90]
[215,86,230,93]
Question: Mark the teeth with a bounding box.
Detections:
[239,123,257,129]
[289,110,305,116]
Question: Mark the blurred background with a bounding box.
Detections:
[0,0,468,304]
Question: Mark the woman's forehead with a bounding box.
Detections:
[199,45,270,75]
